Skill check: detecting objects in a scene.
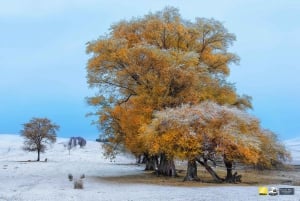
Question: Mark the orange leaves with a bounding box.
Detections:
[86,7,287,166]
[236,145,259,164]
[112,20,145,47]
[87,96,104,106]
[142,101,273,165]
[143,120,202,160]
[253,130,291,169]
[86,7,243,112]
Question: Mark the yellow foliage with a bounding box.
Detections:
[85,7,288,166]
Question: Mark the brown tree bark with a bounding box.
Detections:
[157,154,177,177]
[224,156,234,182]
[183,159,201,181]
[37,149,40,161]
[144,154,158,171]
[196,158,223,183]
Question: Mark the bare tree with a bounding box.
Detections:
[20,117,59,161]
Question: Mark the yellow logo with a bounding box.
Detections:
[258,186,268,195]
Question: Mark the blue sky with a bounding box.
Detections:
[0,0,299,140]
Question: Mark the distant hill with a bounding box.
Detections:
[1,133,299,164]
[284,138,300,165]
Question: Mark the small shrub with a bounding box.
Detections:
[80,174,85,179]
[74,179,84,189]
[68,137,87,149]
[68,173,73,181]
[77,137,86,148]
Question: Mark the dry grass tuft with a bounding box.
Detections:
[74,179,84,189]
[68,173,73,181]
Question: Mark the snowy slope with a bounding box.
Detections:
[284,138,300,165]
[0,134,299,201]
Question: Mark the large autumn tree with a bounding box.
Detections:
[86,7,287,178]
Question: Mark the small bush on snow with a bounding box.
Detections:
[68,173,73,181]
[74,179,84,189]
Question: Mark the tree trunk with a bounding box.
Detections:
[224,156,233,182]
[184,159,201,181]
[37,149,40,161]
[196,158,223,183]
[144,154,158,171]
[136,155,142,164]
[157,154,177,177]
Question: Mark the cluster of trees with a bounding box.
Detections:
[86,7,290,182]
[20,118,87,161]
[68,136,87,149]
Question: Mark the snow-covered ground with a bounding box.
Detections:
[0,134,299,201]
[285,138,300,165]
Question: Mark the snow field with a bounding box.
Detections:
[0,134,299,201]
